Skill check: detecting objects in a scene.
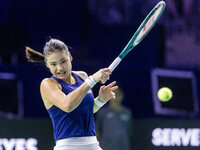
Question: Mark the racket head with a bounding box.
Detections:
[119,1,166,59]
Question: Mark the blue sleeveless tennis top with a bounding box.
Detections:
[47,72,96,141]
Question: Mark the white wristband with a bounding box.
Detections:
[85,76,96,88]
[95,97,106,107]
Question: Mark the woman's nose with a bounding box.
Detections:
[57,64,63,71]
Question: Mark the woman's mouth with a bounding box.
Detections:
[57,71,66,77]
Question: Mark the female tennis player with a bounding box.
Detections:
[25,38,118,150]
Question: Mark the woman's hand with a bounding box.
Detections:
[98,81,118,103]
[92,68,112,84]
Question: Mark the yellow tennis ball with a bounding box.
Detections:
[157,87,173,102]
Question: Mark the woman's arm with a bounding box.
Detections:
[93,81,118,113]
[76,71,117,113]
[40,77,91,112]
[41,68,111,112]
[94,102,101,113]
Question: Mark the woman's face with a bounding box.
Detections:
[45,51,72,82]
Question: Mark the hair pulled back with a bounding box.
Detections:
[25,38,69,63]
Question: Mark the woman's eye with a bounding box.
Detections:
[51,64,56,66]
[61,60,66,64]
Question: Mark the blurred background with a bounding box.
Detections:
[0,0,200,149]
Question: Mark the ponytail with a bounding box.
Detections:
[25,47,45,63]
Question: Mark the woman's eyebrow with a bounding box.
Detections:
[49,58,65,64]
[49,61,57,64]
[59,58,66,62]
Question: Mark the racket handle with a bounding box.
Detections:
[108,57,122,72]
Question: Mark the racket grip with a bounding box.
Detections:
[108,57,122,72]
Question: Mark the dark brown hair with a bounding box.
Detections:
[25,38,69,63]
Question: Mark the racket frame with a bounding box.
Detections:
[108,1,166,71]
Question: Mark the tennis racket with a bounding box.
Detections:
[108,1,166,72]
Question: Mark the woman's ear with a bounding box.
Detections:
[46,63,49,69]
[70,54,73,62]
[45,59,49,69]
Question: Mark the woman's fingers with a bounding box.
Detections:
[105,81,117,88]
[103,68,112,74]
[93,68,112,84]
[100,69,112,84]
[110,86,118,91]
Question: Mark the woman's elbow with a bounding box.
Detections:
[62,104,74,113]
[63,102,79,112]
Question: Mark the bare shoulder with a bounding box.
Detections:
[40,78,61,91]
[73,71,88,80]
[41,78,58,87]
[40,78,61,109]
